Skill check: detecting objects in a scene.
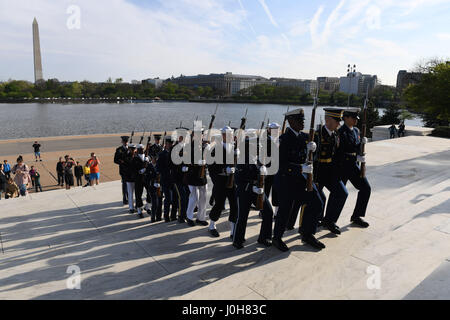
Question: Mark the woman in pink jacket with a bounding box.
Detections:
[12,156,31,196]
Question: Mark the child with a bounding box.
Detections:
[5,178,19,199]
[83,164,90,187]
[30,166,36,188]
[34,169,43,192]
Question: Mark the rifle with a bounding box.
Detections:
[129,130,135,144]
[256,123,266,210]
[306,87,319,192]
[281,107,290,134]
[199,104,219,178]
[260,111,267,130]
[139,129,146,145]
[226,108,247,188]
[155,131,167,198]
[360,86,369,178]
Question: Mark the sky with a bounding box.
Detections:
[0,0,449,85]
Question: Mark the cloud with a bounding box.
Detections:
[257,0,278,28]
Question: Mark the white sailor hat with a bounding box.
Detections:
[284,108,305,119]
[136,144,145,149]
[129,144,137,149]
[221,126,233,133]
[268,122,280,129]
[343,108,361,119]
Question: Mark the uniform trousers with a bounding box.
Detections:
[126,182,135,211]
[341,162,371,219]
[187,185,207,222]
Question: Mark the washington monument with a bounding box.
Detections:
[32,17,43,83]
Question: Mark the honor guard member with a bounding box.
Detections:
[337,108,371,228]
[114,136,130,205]
[233,135,274,249]
[272,108,325,251]
[149,134,163,158]
[124,144,137,213]
[207,126,238,238]
[173,131,190,223]
[145,155,161,222]
[157,136,178,222]
[185,132,209,227]
[314,108,349,234]
[263,122,281,216]
[133,144,150,218]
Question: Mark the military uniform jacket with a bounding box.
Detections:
[172,142,188,184]
[278,127,309,179]
[314,125,340,183]
[123,154,137,183]
[186,141,207,186]
[149,144,163,158]
[157,149,175,185]
[145,162,159,185]
[114,145,129,176]
[208,143,236,182]
[336,124,362,166]
[132,155,148,184]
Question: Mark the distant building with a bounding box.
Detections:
[340,73,378,95]
[396,70,423,92]
[142,78,163,89]
[317,77,340,93]
[131,80,140,85]
[271,78,318,95]
[170,72,275,96]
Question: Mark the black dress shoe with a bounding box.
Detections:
[194,206,198,212]
[156,217,162,222]
[351,217,370,228]
[323,221,341,235]
[302,234,325,249]
[286,226,294,231]
[178,217,185,223]
[195,219,208,226]
[164,217,170,223]
[257,238,272,247]
[209,229,220,238]
[186,219,195,226]
[233,242,244,250]
[272,238,289,252]
[129,209,135,214]
[170,216,177,222]
[150,216,156,223]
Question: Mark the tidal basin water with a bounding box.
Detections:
[0,102,423,140]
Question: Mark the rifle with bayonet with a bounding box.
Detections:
[129,129,135,144]
[155,131,167,198]
[281,107,290,134]
[306,87,319,192]
[139,129,146,145]
[360,86,369,178]
[199,104,219,179]
[226,108,247,188]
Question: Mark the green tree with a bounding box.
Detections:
[380,104,401,125]
[403,60,450,127]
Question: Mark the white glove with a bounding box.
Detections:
[357,155,366,163]
[153,183,160,188]
[252,186,264,195]
[362,137,368,145]
[145,156,150,162]
[182,166,189,173]
[234,149,241,157]
[139,168,146,174]
[301,163,313,174]
[226,167,235,175]
[307,142,317,153]
[198,160,206,166]
[259,166,268,176]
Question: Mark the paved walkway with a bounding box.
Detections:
[0,136,449,299]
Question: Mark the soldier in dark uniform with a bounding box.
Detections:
[233,135,273,249]
[272,108,325,252]
[314,108,349,234]
[207,126,238,238]
[149,135,163,159]
[262,122,280,217]
[337,108,371,228]
[133,144,150,218]
[157,136,178,222]
[172,133,190,223]
[114,136,130,205]
[145,154,161,222]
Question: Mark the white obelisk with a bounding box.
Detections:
[33,17,44,83]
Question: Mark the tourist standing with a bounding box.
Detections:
[389,124,397,139]
[12,156,31,197]
[87,153,101,186]
[0,164,6,200]
[29,166,36,188]
[83,164,90,187]
[3,160,11,180]
[63,155,76,190]
[32,141,42,162]
[398,121,406,137]
[56,157,65,186]
[74,161,84,187]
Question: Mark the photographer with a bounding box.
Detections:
[87,152,101,186]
